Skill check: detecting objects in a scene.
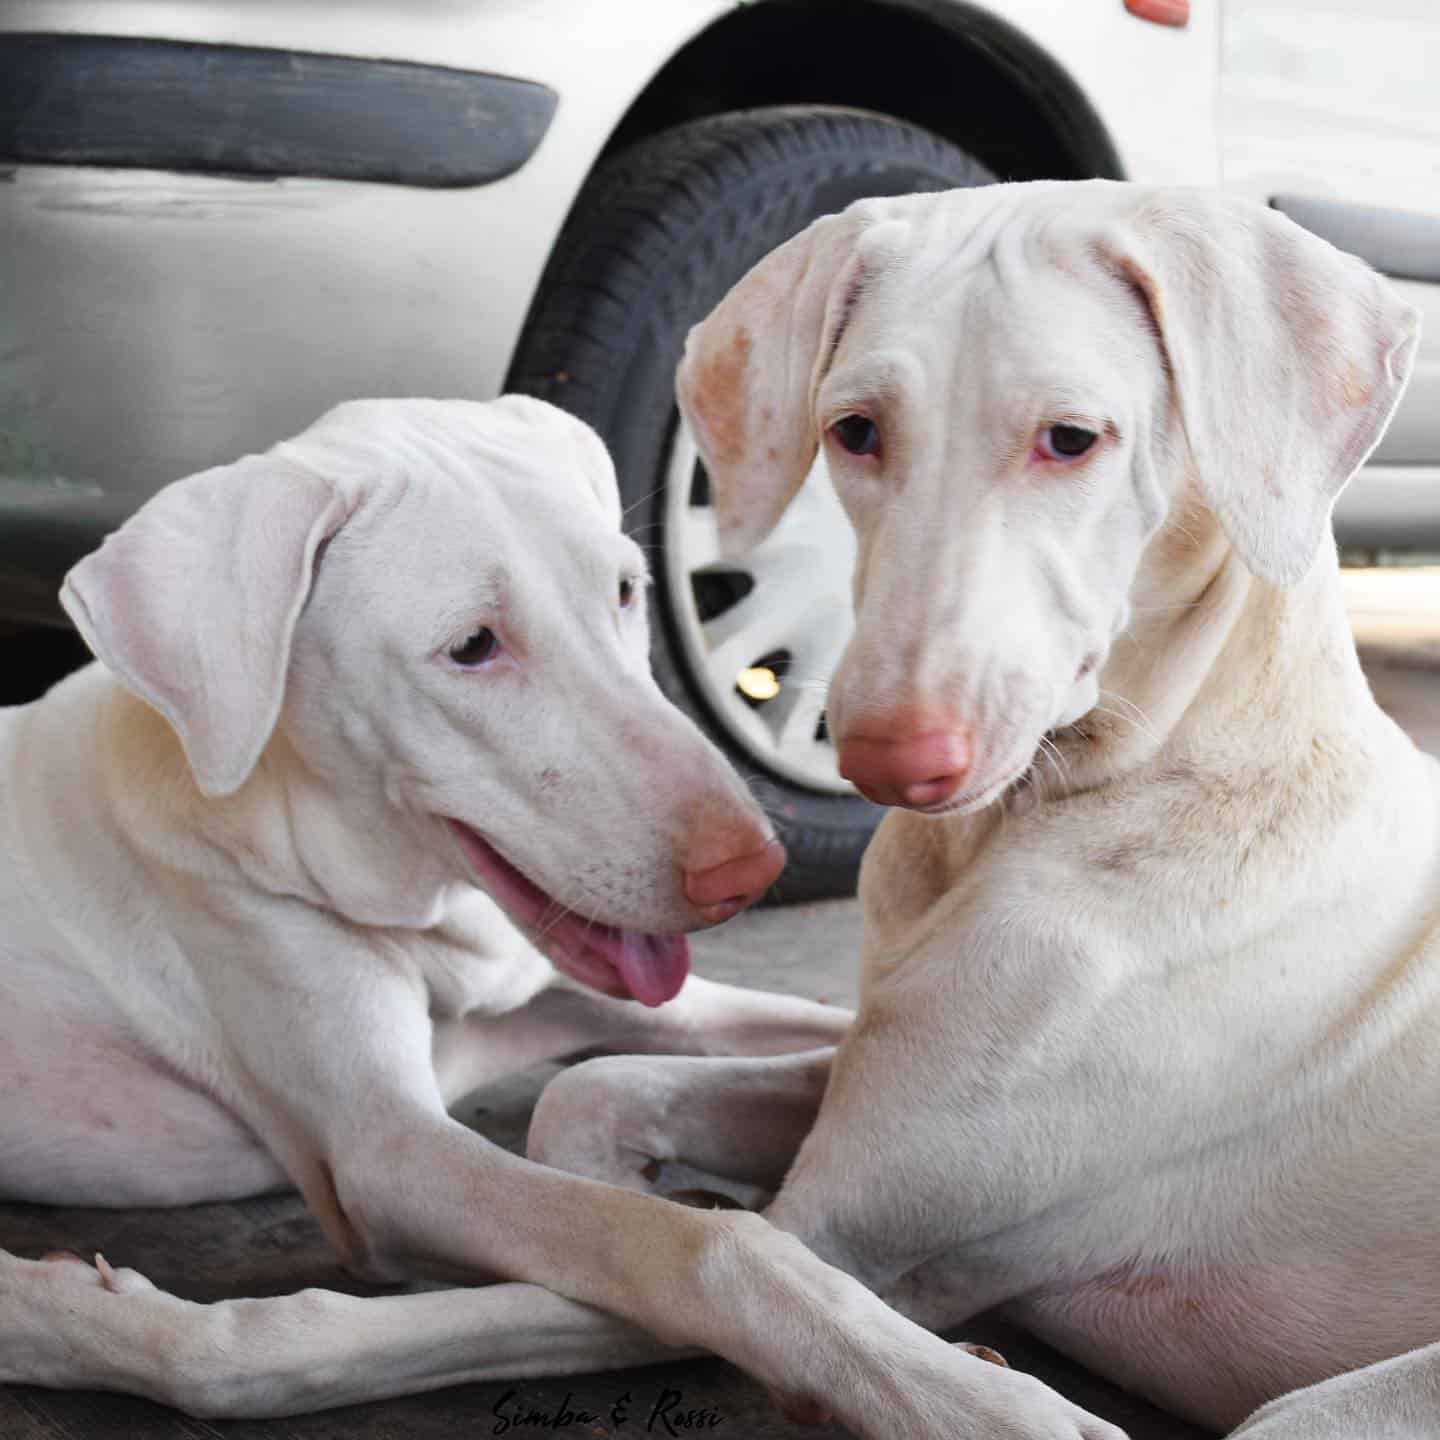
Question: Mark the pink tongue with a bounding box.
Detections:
[616,931,691,1008]
[447,820,690,1007]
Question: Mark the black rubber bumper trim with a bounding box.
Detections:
[0,32,557,187]
[1272,194,1440,285]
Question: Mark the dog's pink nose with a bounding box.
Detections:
[837,730,971,809]
[685,838,786,923]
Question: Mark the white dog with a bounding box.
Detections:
[1,395,1033,1433]
[520,183,1440,1439]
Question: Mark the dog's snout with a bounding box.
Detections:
[836,729,971,810]
[684,837,786,924]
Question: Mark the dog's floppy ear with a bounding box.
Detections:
[1098,191,1419,585]
[61,452,349,798]
[677,204,889,556]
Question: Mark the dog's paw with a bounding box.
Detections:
[962,1364,1129,1440]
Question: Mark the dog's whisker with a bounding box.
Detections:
[1035,734,1074,794]
[1096,689,1163,746]
[620,484,667,524]
[534,897,583,945]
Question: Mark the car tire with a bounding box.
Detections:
[507,107,996,901]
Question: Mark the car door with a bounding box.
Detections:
[1218,0,1440,545]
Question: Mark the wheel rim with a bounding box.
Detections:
[662,418,857,794]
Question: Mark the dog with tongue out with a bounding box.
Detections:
[447,817,736,1007]
[1,394,854,1424]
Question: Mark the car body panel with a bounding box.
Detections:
[0,1,1214,519]
[0,0,1433,632]
[1218,0,1440,524]
[0,0,739,516]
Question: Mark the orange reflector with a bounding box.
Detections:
[1125,0,1190,25]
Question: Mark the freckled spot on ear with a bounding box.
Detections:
[1338,360,1373,411]
[691,327,752,468]
[766,446,779,462]
[1094,839,1147,871]
[761,404,775,423]
[1108,1270,1170,1298]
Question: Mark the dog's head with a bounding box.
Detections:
[61,397,781,1004]
[678,181,1420,813]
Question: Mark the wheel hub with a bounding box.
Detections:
[662,420,857,794]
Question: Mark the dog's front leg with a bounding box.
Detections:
[433,972,852,1099]
[214,962,1124,1438]
[328,1109,1129,1439]
[1227,1340,1440,1439]
[0,1246,671,1416]
[526,1047,836,1199]
[569,970,855,1057]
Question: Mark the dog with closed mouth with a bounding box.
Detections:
[524,182,1440,1440]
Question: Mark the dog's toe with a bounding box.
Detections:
[956,1340,1010,1367]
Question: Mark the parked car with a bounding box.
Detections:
[3,0,1438,897]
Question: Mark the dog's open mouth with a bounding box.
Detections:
[446,820,689,1007]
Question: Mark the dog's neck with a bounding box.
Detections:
[859,487,1400,963]
[105,687,464,931]
[1039,489,1378,804]
[242,728,466,929]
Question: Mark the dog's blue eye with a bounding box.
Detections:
[450,628,499,666]
[831,414,881,457]
[1045,424,1098,458]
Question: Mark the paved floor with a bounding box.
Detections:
[2,568,1436,1440]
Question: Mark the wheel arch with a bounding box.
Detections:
[601,0,1125,184]
[504,0,1125,391]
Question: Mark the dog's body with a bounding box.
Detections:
[5,397,1036,1437]
[527,181,1440,1438]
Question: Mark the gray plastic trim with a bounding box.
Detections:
[1273,194,1440,285]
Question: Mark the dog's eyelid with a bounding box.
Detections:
[1032,420,1106,465]
[819,393,883,429]
[828,413,882,459]
[446,625,502,668]
[1045,411,1108,434]
[430,616,504,665]
[618,572,649,608]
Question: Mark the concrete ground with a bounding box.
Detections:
[1,568,1435,1440]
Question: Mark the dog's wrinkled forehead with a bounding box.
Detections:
[280,397,636,651]
[833,184,1137,343]
[825,187,1176,429]
[279,395,621,530]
